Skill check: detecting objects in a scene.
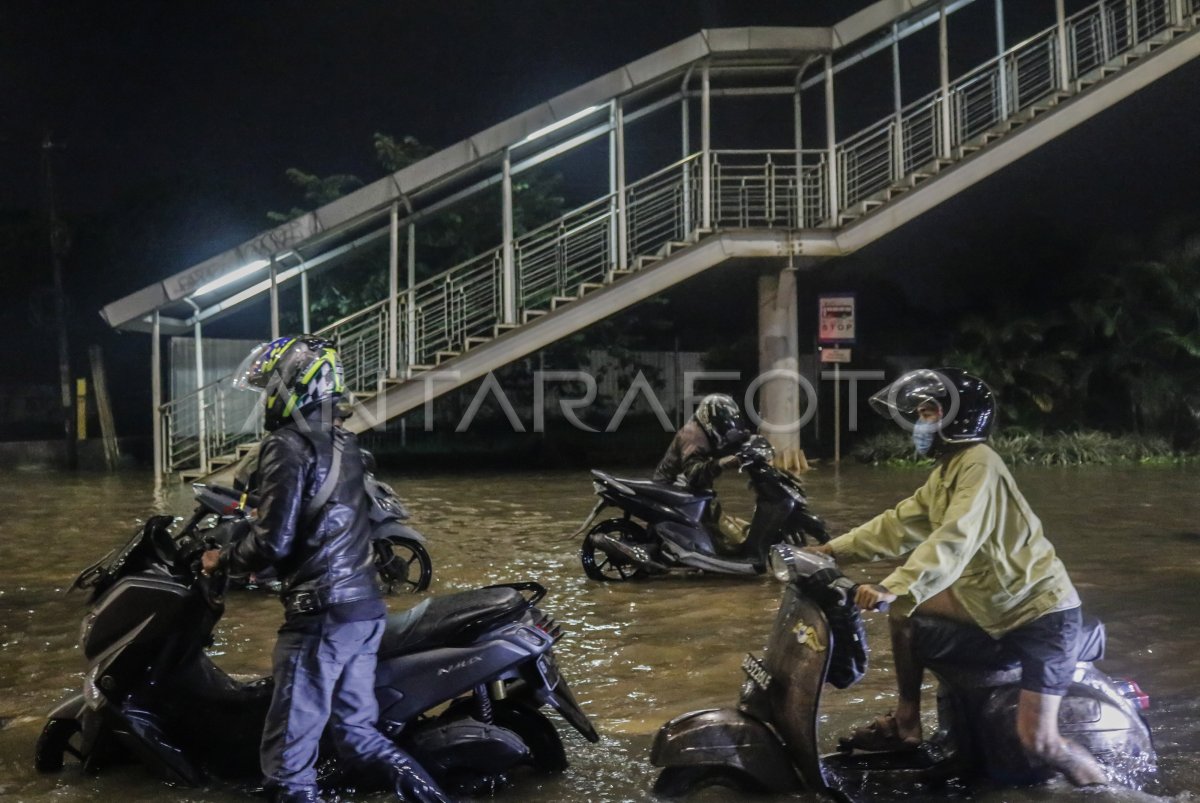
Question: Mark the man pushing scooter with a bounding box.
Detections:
[809,368,1107,788]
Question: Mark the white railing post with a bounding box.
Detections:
[300,268,311,333]
[406,223,417,373]
[501,149,516,324]
[269,255,280,339]
[681,84,693,237]
[794,71,805,227]
[891,22,904,179]
[151,310,163,479]
[996,0,1010,118]
[939,2,953,158]
[1056,0,1071,88]
[388,201,399,379]
[608,100,618,274]
[1131,0,1141,45]
[824,55,839,223]
[701,63,712,230]
[615,98,628,272]
[194,320,208,474]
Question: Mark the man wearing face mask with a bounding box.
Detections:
[809,368,1106,787]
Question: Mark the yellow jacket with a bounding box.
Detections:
[828,443,1076,637]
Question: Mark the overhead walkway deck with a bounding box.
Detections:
[98,0,1200,479]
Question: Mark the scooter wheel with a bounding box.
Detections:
[374,536,433,593]
[580,519,648,582]
[34,717,82,773]
[653,766,766,797]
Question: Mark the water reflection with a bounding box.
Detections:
[0,464,1198,801]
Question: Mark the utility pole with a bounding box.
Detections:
[42,132,76,469]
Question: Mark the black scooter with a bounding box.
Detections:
[191,468,432,594]
[34,517,599,794]
[575,435,830,580]
[651,544,1156,800]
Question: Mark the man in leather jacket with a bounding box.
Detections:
[202,336,448,803]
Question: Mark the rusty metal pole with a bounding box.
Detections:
[42,132,77,469]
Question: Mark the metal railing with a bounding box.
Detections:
[161,373,263,474]
[159,0,1196,474]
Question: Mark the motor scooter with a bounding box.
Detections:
[651,544,1155,799]
[34,516,598,795]
[575,436,829,580]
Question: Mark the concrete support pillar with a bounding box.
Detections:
[757,264,808,473]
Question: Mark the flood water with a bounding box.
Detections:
[1,462,1199,802]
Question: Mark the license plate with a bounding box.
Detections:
[741,653,772,691]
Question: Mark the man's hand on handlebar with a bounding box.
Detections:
[804,543,834,557]
[201,549,222,577]
[854,583,897,612]
[718,454,741,470]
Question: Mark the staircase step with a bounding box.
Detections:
[522,309,548,323]
[408,364,436,373]
[550,295,576,310]
[634,254,663,270]
[610,268,635,277]
[435,350,460,364]
[577,282,605,296]
[207,455,237,469]
[493,323,519,335]
[235,443,257,457]
[465,336,491,347]
[179,469,206,482]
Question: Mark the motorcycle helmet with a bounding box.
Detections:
[695,393,750,450]
[868,368,996,446]
[233,335,345,430]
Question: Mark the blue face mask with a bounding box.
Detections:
[912,420,940,456]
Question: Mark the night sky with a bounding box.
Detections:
[3,0,1199,437]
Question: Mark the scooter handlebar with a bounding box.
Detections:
[851,583,890,613]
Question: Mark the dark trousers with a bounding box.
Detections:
[262,615,399,794]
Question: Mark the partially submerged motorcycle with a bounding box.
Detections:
[651,544,1155,800]
[576,435,830,580]
[190,467,432,594]
[34,516,598,794]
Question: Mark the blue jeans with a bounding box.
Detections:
[262,616,399,794]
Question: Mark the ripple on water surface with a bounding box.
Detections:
[1,465,1199,801]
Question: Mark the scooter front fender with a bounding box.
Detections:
[374,521,427,545]
[650,707,802,793]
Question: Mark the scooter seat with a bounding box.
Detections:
[914,613,1106,671]
[378,587,528,658]
[592,471,712,505]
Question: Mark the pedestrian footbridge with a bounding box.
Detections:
[100,0,1200,480]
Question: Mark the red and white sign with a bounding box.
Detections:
[820,347,852,364]
[818,294,856,344]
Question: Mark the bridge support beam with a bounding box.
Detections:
[757,262,808,473]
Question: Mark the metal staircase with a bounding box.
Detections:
[156,0,1199,481]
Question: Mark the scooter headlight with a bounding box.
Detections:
[768,544,798,583]
[769,543,837,584]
